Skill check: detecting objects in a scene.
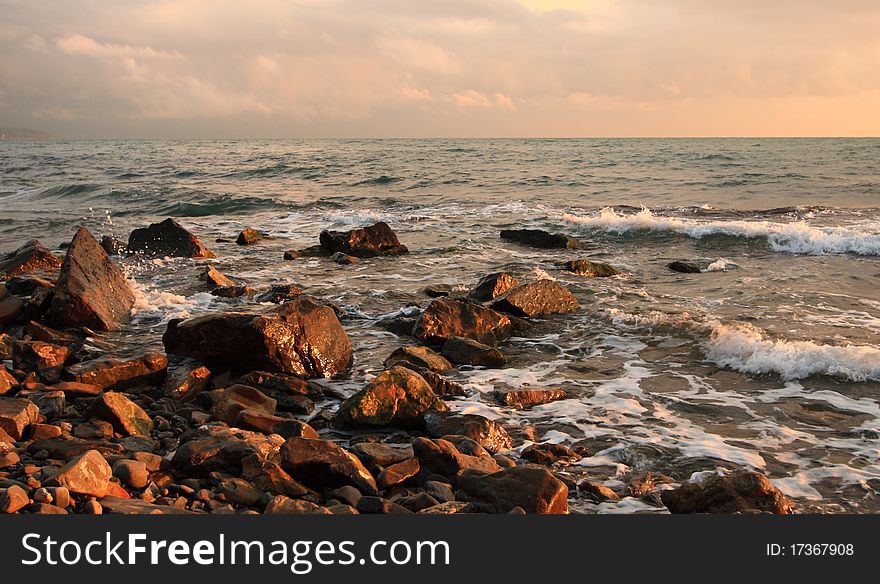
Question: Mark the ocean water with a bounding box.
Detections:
[2,138,880,512]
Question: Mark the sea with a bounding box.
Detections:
[2,138,880,513]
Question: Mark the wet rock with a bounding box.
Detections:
[236,370,322,396]
[211,384,277,424]
[6,275,55,297]
[170,429,265,477]
[163,363,211,402]
[46,227,135,331]
[49,449,112,497]
[413,298,512,345]
[99,235,127,256]
[668,260,702,274]
[491,280,580,318]
[265,496,331,515]
[0,397,40,440]
[356,496,412,514]
[500,229,588,250]
[243,458,313,499]
[424,284,453,298]
[350,442,413,474]
[203,265,235,289]
[423,411,513,453]
[416,369,469,398]
[128,218,215,258]
[0,365,17,396]
[235,410,319,439]
[25,321,80,345]
[319,221,408,257]
[236,228,263,245]
[660,470,793,514]
[0,484,29,513]
[377,458,420,489]
[86,392,154,436]
[66,352,167,390]
[384,346,453,374]
[469,272,518,302]
[211,285,256,298]
[376,315,419,337]
[0,240,61,279]
[282,250,302,260]
[279,436,378,496]
[163,297,352,378]
[441,337,507,368]
[297,245,329,258]
[113,459,149,489]
[411,437,501,479]
[13,340,71,383]
[458,465,569,514]
[335,366,448,428]
[521,443,581,465]
[331,252,360,265]
[578,480,620,502]
[561,259,620,277]
[0,284,25,326]
[494,388,567,408]
[256,284,302,304]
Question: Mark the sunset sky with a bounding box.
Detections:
[1,0,879,138]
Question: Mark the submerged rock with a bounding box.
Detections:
[46,227,135,331]
[0,240,61,279]
[458,465,569,514]
[661,470,793,514]
[335,366,448,428]
[236,228,263,245]
[319,221,408,257]
[668,260,702,274]
[163,297,352,378]
[468,272,519,302]
[441,336,507,368]
[500,229,588,250]
[413,298,512,346]
[561,259,620,277]
[491,280,580,318]
[128,218,215,258]
[211,285,255,298]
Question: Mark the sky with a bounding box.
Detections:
[1,0,879,138]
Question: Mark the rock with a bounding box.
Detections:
[211,285,255,298]
[494,388,567,408]
[46,227,135,331]
[86,392,154,436]
[0,397,40,440]
[335,366,448,428]
[500,229,588,250]
[423,284,453,298]
[394,492,439,512]
[521,443,580,465]
[163,297,352,378]
[211,384,276,424]
[377,458,420,490]
[255,284,302,304]
[425,480,455,503]
[331,252,360,265]
[0,365,17,396]
[0,450,21,468]
[418,501,471,514]
[469,272,518,302]
[217,477,263,506]
[36,381,102,397]
[28,435,122,460]
[0,284,25,325]
[49,450,112,497]
[235,410,319,439]
[0,484,29,513]
[243,458,313,499]
[416,369,469,398]
[297,245,329,258]
[0,240,61,279]
[83,500,103,514]
[423,411,513,453]
[13,340,70,383]
[441,337,507,368]
[73,419,114,440]
[384,346,453,373]
[350,443,413,473]
[660,470,794,514]
[356,496,412,514]
[411,437,501,479]
[6,275,55,296]
[327,485,363,507]
[29,423,63,440]
[170,430,264,477]
[413,298,512,345]
[561,259,620,277]
[578,480,620,502]
[458,465,569,514]
[264,496,331,515]
[48,487,70,509]
[491,280,580,318]
[236,371,321,396]
[279,436,378,495]
[22,389,66,418]
[236,228,263,245]
[66,352,168,390]
[25,320,80,345]
[668,260,702,274]
[283,250,301,260]
[203,265,235,288]
[99,235,127,256]
[112,459,149,489]
[128,218,215,258]
[319,221,408,257]
[101,496,197,515]
[163,363,211,401]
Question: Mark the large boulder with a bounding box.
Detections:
[46,227,135,331]
[128,218,215,258]
[335,366,448,428]
[0,397,40,440]
[65,352,167,390]
[660,470,794,514]
[86,392,154,436]
[458,465,569,514]
[280,437,378,495]
[163,297,352,378]
[500,229,588,250]
[413,298,512,346]
[491,280,580,318]
[319,222,408,257]
[0,240,61,279]
[468,272,518,302]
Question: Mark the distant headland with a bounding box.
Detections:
[0,127,53,141]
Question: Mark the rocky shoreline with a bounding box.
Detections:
[0,219,794,515]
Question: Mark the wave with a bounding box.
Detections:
[563,207,880,256]
[352,175,401,186]
[156,195,282,217]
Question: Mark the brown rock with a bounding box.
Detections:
[100,235,127,256]
[24,321,80,345]
[0,284,25,326]
[491,280,580,318]
[112,459,149,489]
[65,352,168,390]
[660,470,794,514]
[283,250,302,260]
[236,228,263,245]
[377,458,420,490]
[423,411,513,453]
[163,297,352,378]
[350,442,414,473]
[279,436,378,496]
[6,275,55,297]
[1,364,19,396]
[561,259,620,277]
[170,430,265,477]
[236,370,321,396]
[49,449,112,497]
[0,397,40,440]
[469,272,518,301]
[211,285,255,298]
[203,265,235,288]
[521,443,581,465]
[255,284,302,304]
[163,363,211,401]
[128,218,215,258]
[578,480,620,502]
[0,450,21,468]
[441,337,507,368]
[319,221,408,257]
[13,340,70,383]
[217,477,263,506]
[413,298,512,345]
[242,458,313,499]
[411,437,501,479]
[211,384,276,424]
[235,409,319,439]
[27,435,122,460]
[101,496,197,514]
[668,261,702,274]
[0,484,29,513]
[46,227,135,331]
[331,252,359,265]
[264,495,331,514]
[0,240,61,279]
[334,366,448,428]
[29,423,63,440]
[458,465,569,514]
[384,346,453,373]
[86,392,154,436]
[494,388,568,408]
[416,369,469,398]
[38,381,102,397]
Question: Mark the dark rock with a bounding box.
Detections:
[5,275,55,296]
[331,252,359,265]
[27,435,122,460]
[423,411,513,453]
[356,495,413,514]
[211,285,255,298]
[236,228,263,245]
[297,245,329,258]
[236,370,322,396]
[425,480,455,503]
[0,284,25,326]
[561,259,620,277]
[668,261,702,274]
[101,496,197,515]
[21,389,65,418]
[203,265,235,289]
[13,340,70,383]
[458,465,569,514]
[170,429,265,477]
[163,297,352,378]
[319,221,408,257]
[384,346,453,374]
[500,229,588,250]
[217,477,263,506]
[46,227,135,331]
[424,284,453,298]
[163,363,211,401]
[112,459,149,489]
[578,480,620,502]
[413,298,512,345]
[99,235,127,256]
[0,484,29,513]
[24,321,80,345]
[66,352,167,390]
[469,272,518,302]
[411,437,501,479]
[494,388,567,408]
[491,280,580,318]
[256,284,302,304]
[283,250,302,260]
[48,449,112,497]
[128,218,215,258]
[660,470,794,514]
[264,495,331,514]
[279,436,378,495]
[334,366,448,428]
[441,337,507,368]
[0,240,61,279]
[235,410,319,439]
[394,492,439,512]
[521,443,580,465]
[86,392,154,436]
[211,384,276,424]
[242,458,313,499]
[416,369,469,398]
[0,397,40,440]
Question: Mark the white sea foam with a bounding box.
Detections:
[703,258,737,272]
[563,207,880,255]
